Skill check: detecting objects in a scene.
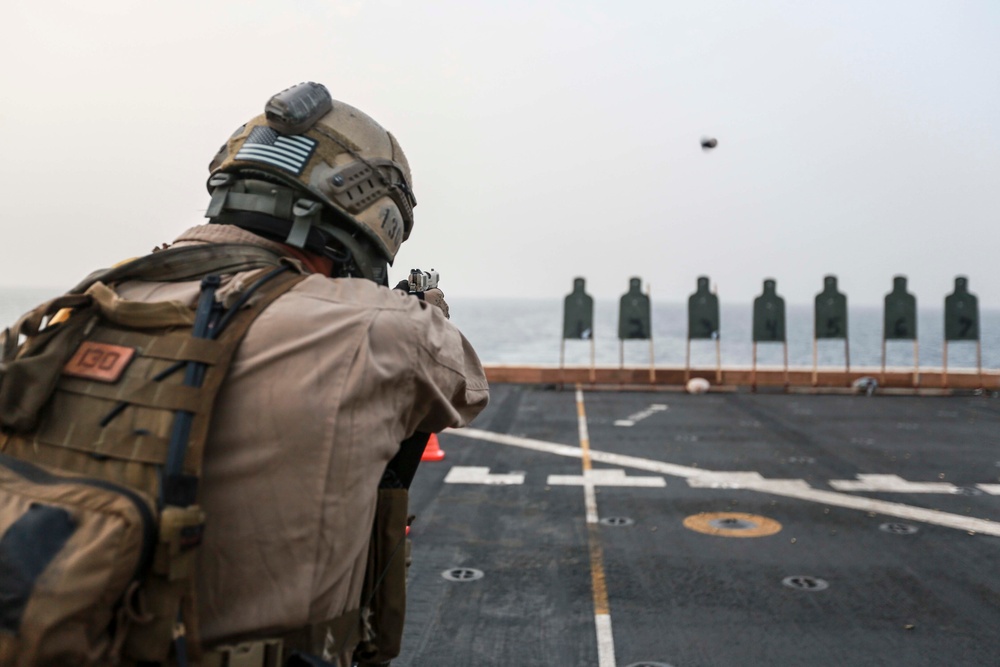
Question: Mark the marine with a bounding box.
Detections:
[0,82,488,666]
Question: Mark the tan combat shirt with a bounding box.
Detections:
[115,224,489,646]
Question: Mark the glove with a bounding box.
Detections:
[423,288,450,319]
[393,281,450,319]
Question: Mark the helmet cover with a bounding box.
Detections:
[209,83,416,263]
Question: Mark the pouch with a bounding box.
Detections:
[353,488,409,666]
[0,453,156,667]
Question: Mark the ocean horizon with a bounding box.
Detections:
[2,288,997,371]
[447,297,1000,372]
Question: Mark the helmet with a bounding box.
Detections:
[206,82,416,281]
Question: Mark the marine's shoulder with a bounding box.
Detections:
[282,274,417,313]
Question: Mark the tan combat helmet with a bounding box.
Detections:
[206,82,416,282]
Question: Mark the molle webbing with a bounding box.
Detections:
[201,609,362,667]
[4,266,306,502]
[0,255,307,666]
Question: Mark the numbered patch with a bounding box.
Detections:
[63,342,136,383]
[380,206,403,246]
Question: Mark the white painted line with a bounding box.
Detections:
[444,466,525,486]
[575,387,618,667]
[743,482,999,535]
[454,429,586,459]
[547,469,666,488]
[829,474,958,494]
[978,484,1000,495]
[448,427,1000,537]
[595,613,616,667]
[576,387,599,525]
[614,403,668,427]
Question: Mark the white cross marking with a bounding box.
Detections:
[547,468,666,488]
[444,466,525,486]
[829,474,959,494]
[687,471,811,490]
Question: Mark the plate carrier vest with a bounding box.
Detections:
[0,244,318,666]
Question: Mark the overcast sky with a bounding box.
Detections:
[1,1,997,307]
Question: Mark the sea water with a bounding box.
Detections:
[2,288,997,371]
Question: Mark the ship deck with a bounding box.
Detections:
[396,383,1000,667]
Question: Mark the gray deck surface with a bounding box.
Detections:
[396,385,1000,667]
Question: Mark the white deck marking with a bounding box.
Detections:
[978,484,1000,495]
[614,403,668,427]
[575,387,617,667]
[444,466,525,486]
[830,474,959,494]
[595,614,615,667]
[687,471,810,490]
[547,469,666,487]
[576,389,599,525]
[449,427,1000,537]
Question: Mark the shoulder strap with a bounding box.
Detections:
[162,265,307,507]
[125,265,309,664]
[68,244,285,294]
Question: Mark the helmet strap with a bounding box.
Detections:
[287,199,322,249]
[319,225,388,285]
[206,175,300,221]
[206,176,388,283]
[205,173,235,218]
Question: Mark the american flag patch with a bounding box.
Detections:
[235,126,317,175]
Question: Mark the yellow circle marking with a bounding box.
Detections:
[683,512,782,538]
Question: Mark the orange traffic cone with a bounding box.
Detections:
[421,433,445,462]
